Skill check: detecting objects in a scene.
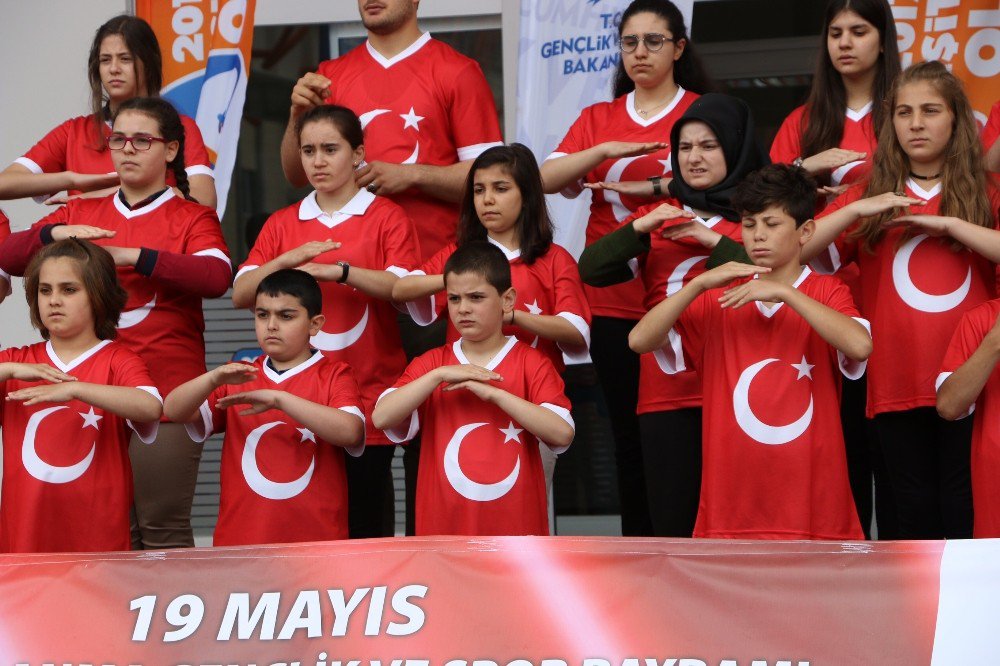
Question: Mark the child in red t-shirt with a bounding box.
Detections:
[373,242,575,536]
[164,269,365,546]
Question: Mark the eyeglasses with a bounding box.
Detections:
[618,33,675,53]
[107,134,169,151]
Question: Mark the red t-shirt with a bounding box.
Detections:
[939,299,1000,537]
[33,190,231,396]
[408,238,591,372]
[318,34,503,261]
[188,353,364,546]
[379,337,574,537]
[15,114,212,196]
[0,340,160,553]
[671,268,866,540]
[239,189,419,445]
[0,208,9,296]
[631,199,743,414]
[549,88,698,319]
[981,101,1000,156]
[819,180,1000,416]
[770,104,875,189]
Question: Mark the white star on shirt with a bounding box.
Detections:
[525,299,543,315]
[658,159,671,174]
[79,407,102,430]
[791,356,815,380]
[499,422,523,444]
[297,427,316,443]
[400,107,424,131]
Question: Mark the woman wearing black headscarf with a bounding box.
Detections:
[579,93,768,536]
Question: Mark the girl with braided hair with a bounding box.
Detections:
[0,96,232,549]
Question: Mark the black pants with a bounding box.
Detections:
[345,445,397,538]
[590,316,651,536]
[639,408,701,537]
[875,407,973,539]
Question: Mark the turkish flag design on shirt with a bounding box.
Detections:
[0,341,159,553]
[412,238,591,372]
[239,190,419,445]
[15,114,212,195]
[550,89,697,319]
[318,35,503,261]
[819,180,1000,416]
[770,104,875,189]
[631,199,743,414]
[33,190,230,396]
[192,353,364,546]
[939,299,1000,537]
[672,269,866,540]
[380,338,574,537]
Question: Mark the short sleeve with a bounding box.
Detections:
[550,249,592,361]
[18,120,73,174]
[669,289,713,374]
[404,243,454,326]
[182,207,230,265]
[378,205,421,275]
[110,347,163,443]
[813,275,870,379]
[180,115,214,177]
[447,61,503,161]
[553,106,595,158]
[186,383,228,444]
[238,212,283,278]
[377,350,439,443]
[324,362,366,456]
[524,350,575,453]
[0,210,10,292]
[937,304,995,418]
[982,101,1000,153]
[770,107,804,164]
[812,186,865,272]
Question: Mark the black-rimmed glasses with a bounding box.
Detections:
[107,134,169,151]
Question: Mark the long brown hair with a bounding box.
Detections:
[800,0,900,163]
[25,239,127,341]
[87,15,163,150]
[853,61,994,252]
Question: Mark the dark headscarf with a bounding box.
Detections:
[667,93,769,221]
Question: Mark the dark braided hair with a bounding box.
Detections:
[114,97,196,202]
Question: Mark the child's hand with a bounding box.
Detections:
[848,192,924,218]
[297,261,343,283]
[280,240,341,268]
[883,214,956,237]
[7,382,79,405]
[599,140,668,160]
[103,246,141,267]
[435,364,502,386]
[693,262,767,291]
[718,278,789,309]
[211,362,258,387]
[51,225,116,241]
[443,379,499,401]
[800,148,866,174]
[633,202,694,234]
[585,178,665,198]
[2,363,76,383]
[659,220,723,248]
[216,389,282,416]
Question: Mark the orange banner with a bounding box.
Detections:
[135,0,255,215]
[892,0,1000,126]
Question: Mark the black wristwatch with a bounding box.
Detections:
[647,175,663,196]
[337,261,350,284]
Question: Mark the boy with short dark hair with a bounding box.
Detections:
[164,269,365,546]
[372,242,575,536]
[629,164,873,540]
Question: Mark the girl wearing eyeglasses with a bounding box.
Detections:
[0,97,231,550]
[538,0,712,536]
[0,15,216,208]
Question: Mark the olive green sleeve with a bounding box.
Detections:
[577,222,652,287]
[706,234,750,269]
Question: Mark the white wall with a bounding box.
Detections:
[0,0,128,347]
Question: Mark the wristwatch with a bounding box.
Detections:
[792,157,805,168]
[647,175,663,196]
[336,261,350,284]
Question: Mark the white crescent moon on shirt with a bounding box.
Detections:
[892,234,972,314]
[830,160,865,186]
[651,256,707,374]
[402,142,420,164]
[602,156,645,223]
[359,109,391,129]
[666,255,708,297]
[22,406,95,484]
[118,294,157,329]
[310,305,369,351]
[733,358,813,446]
[444,422,520,502]
[241,420,314,500]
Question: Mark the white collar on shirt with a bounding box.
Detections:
[112,187,175,219]
[845,101,873,123]
[366,32,432,68]
[906,178,942,201]
[298,188,377,229]
[487,236,521,261]
[261,350,325,384]
[452,336,518,371]
[45,339,112,373]
[625,86,687,127]
[682,204,724,229]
